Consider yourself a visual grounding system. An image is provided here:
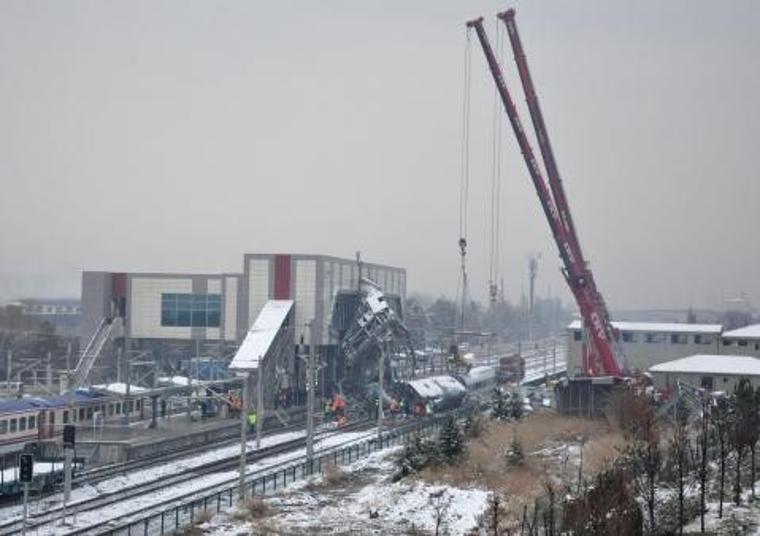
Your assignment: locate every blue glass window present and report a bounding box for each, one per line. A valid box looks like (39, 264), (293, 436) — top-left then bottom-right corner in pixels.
(161, 293), (221, 328)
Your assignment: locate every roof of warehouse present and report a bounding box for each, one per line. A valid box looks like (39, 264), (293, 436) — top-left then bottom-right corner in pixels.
(723, 324), (760, 340)
(650, 355), (760, 376)
(568, 320), (722, 334)
(230, 300), (294, 371)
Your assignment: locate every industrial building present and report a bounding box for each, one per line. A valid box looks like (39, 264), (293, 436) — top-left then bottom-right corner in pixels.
(79, 253), (405, 387)
(566, 320), (722, 376)
(650, 354), (760, 392)
(721, 324), (760, 358)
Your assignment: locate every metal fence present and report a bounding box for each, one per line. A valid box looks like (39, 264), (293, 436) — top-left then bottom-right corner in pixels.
(101, 417), (446, 536)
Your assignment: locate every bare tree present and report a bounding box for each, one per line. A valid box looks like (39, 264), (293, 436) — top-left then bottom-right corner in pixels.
(697, 394), (710, 532)
(668, 399), (691, 536)
(714, 395), (731, 518)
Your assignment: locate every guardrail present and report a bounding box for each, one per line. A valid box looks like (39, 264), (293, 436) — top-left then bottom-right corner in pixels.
(95, 416), (447, 536)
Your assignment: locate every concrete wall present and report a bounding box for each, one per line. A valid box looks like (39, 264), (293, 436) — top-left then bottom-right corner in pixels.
(80, 271), (112, 348)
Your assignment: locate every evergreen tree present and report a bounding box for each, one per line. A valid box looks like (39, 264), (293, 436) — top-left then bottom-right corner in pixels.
(491, 388), (509, 420)
(438, 414), (465, 463)
(508, 394), (524, 421)
(397, 433), (436, 477)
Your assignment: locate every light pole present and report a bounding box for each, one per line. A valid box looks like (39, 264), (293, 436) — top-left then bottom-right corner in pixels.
(238, 371), (249, 501)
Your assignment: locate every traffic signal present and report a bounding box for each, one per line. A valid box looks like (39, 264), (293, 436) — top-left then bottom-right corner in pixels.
(63, 424), (75, 448)
(19, 454), (33, 483)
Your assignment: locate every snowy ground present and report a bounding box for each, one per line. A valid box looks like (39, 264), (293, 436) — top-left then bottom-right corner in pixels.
(0, 426), (370, 532)
(199, 447), (490, 536)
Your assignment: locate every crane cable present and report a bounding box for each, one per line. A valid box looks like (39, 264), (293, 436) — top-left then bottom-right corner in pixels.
(457, 27), (473, 334)
(488, 21), (504, 305)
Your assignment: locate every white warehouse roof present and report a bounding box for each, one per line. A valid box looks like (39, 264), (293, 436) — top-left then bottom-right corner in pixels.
(723, 324), (760, 340)
(650, 355), (760, 376)
(568, 320), (722, 334)
(230, 300), (294, 372)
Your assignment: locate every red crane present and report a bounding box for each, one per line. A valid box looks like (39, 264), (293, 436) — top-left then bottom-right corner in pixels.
(466, 14), (621, 377)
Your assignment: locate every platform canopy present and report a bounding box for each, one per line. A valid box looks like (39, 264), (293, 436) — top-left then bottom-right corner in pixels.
(230, 300), (294, 372)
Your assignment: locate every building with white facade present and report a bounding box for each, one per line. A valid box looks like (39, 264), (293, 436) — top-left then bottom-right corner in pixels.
(721, 324), (760, 358)
(650, 354), (760, 392)
(566, 320), (722, 376)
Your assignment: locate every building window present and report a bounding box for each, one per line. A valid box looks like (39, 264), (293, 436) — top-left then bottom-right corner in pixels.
(19, 417), (26, 431)
(671, 334), (688, 344)
(0, 420), (6, 434)
(645, 333), (664, 344)
(723, 340), (733, 346)
(701, 376), (713, 390)
(739, 340), (748, 347)
(10, 419), (17, 433)
(79, 408), (85, 421)
(28, 415), (35, 429)
(694, 334), (714, 345)
(63, 410), (69, 424)
(573, 331), (582, 342)
(622, 331), (636, 343)
(161, 293), (221, 328)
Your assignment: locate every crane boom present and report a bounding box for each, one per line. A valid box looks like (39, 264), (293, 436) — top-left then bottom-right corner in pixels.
(466, 16), (621, 376)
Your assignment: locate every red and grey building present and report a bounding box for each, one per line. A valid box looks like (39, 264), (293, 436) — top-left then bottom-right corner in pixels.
(80, 253), (406, 382)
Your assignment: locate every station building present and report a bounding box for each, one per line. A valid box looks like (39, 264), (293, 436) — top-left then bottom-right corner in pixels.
(566, 320), (722, 376)
(80, 253), (406, 383)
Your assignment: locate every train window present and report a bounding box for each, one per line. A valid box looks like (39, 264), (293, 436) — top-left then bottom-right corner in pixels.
(116, 403), (122, 415)
(0, 420), (6, 434)
(10, 419), (17, 433)
(28, 415), (35, 429)
(108, 405), (114, 416)
(127, 401), (133, 413)
(79, 408), (85, 421)
(63, 410), (70, 424)
(19, 417), (26, 431)
(136, 400), (141, 411)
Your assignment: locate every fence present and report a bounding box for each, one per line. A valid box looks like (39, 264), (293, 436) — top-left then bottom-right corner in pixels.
(99, 416), (446, 536)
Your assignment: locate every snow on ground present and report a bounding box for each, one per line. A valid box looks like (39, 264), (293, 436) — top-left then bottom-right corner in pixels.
(26, 429), (378, 534)
(0, 426), (363, 527)
(202, 447), (490, 535)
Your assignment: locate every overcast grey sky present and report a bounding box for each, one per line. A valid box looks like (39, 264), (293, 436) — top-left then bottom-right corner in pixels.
(1, 0), (758, 311)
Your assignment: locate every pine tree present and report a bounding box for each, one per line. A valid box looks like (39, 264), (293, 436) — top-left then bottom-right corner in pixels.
(508, 394), (524, 421)
(438, 414), (465, 463)
(491, 388), (509, 420)
(397, 433), (436, 477)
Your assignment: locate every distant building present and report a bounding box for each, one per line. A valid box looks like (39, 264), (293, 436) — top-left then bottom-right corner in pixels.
(650, 354), (760, 392)
(721, 324), (760, 358)
(11, 298), (81, 337)
(566, 320), (722, 376)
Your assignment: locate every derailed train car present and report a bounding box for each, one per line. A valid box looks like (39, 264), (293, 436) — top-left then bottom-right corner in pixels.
(395, 365), (499, 415)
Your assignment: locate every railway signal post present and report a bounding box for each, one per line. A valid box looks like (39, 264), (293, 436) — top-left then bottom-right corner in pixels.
(19, 453), (33, 536)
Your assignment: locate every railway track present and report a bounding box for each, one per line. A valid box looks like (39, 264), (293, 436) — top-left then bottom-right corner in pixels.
(0, 420), (373, 536)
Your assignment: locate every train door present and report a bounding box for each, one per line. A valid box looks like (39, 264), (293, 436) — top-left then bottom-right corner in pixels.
(37, 410), (46, 440)
(46, 410), (56, 439)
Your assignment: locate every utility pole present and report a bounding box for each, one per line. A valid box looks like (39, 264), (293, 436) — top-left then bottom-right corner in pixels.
(305, 343), (315, 460)
(238, 371), (249, 501)
(6, 350), (12, 396)
(377, 340), (385, 443)
(256, 362), (263, 449)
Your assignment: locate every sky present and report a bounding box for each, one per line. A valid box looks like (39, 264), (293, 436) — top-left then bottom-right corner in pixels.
(1, 0), (758, 311)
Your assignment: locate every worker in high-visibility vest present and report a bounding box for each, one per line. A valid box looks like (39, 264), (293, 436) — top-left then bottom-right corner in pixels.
(246, 412), (257, 431)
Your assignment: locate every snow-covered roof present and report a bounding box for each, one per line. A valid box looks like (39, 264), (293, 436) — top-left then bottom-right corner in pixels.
(157, 376), (191, 387)
(91, 382), (147, 394)
(461, 366), (496, 386)
(568, 320), (722, 334)
(230, 300), (294, 371)
(723, 324), (760, 340)
(650, 355), (760, 376)
(406, 375), (466, 400)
